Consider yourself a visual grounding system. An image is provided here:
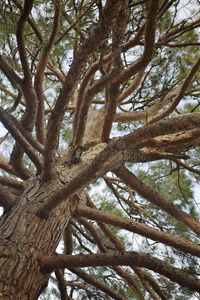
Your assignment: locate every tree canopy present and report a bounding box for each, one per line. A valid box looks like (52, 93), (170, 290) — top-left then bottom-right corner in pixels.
(0, 0), (200, 299)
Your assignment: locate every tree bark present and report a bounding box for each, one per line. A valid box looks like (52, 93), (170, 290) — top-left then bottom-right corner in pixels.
(0, 171), (73, 299)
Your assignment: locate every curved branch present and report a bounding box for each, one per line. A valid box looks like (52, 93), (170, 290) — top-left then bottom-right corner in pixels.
(42, 0), (125, 180)
(146, 55), (200, 125)
(171, 158), (200, 175)
(0, 155), (17, 176)
(13, 0), (44, 44)
(0, 108), (42, 173)
(0, 110), (44, 153)
(115, 85), (181, 122)
(0, 176), (26, 190)
(15, 0), (38, 132)
(72, 1), (158, 147)
(0, 55), (23, 86)
(16, 0), (34, 81)
(158, 18), (200, 44)
(0, 185), (16, 211)
(34, 0), (61, 144)
(10, 146), (32, 180)
(101, 1), (128, 141)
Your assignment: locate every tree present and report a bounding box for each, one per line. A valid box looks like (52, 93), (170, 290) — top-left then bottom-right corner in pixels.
(0, 0), (200, 299)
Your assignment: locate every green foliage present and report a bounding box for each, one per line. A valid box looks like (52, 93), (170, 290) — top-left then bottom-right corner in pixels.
(0, 1), (200, 299)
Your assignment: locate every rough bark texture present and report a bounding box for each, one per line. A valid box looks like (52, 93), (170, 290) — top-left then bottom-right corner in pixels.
(0, 168), (74, 299)
(1, 0), (200, 299)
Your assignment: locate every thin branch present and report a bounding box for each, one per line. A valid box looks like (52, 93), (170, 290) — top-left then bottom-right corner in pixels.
(113, 266), (146, 300)
(113, 0), (159, 85)
(146, 55), (200, 125)
(171, 158), (200, 175)
(77, 217), (107, 252)
(118, 68), (145, 104)
(158, 18), (200, 44)
(39, 251), (200, 293)
(55, 269), (68, 300)
(57, 0), (96, 45)
(69, 268), (127, 300)
(0, 108), (42, 173)
(134, 268), (168, 300)
(115, 85), (181, 122)
(127, 186), (162, 230)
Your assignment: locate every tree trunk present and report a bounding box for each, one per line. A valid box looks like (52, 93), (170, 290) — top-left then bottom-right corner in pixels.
(0, 172), (72, 299)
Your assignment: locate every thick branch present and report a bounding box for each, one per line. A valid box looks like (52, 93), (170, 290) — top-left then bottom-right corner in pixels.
(16, 0), (34, 81)
(42, 0), (124, 180)
(0, 155), (17, 176)
(76, 205), (200, 257)
(13, 0), (44, 44)
(72, 1), (158, 147)
(0, 185), (15, 211)
(10, 146), (33, 180)
(0, 55), (23, 87)
(0, 110), (44, 153)
(15, 0), (38, 132)
(86, 195), (168, 300)
(114, 0), (159, 85)
(101, 1), (128, 141)
(0, 176), (26, 190)
(34, 0), (61, 144)
(114, 166), (200, 236)
(38, 113), (200, 217)
(54, 269), (68, 300)
(40, 251), (200, 293)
